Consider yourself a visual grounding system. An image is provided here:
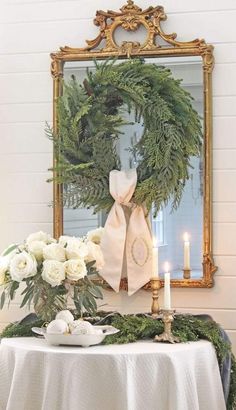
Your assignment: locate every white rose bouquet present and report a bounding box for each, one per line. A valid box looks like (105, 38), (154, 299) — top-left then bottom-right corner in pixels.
(0, 228), (104, 321)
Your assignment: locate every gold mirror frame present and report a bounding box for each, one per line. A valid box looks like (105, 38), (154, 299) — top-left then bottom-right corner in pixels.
(51, 0), (217, 289)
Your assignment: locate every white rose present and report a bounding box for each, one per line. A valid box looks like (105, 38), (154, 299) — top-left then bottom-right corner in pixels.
(28, 240), (47, 261)
(43, 243), (66, 262)
(85, 241), (104, 271)
(66, 238), (88, 260)
(42, 260), (65, 287)
(26, 231), (54, 245)
(87, 227), (104, 245)
(56, 310), (74, 324)
(9, 251), (37, 282)
(58, 235), (72, 247)
(0, 256), (9, 285)
(64, 258), (87, 281)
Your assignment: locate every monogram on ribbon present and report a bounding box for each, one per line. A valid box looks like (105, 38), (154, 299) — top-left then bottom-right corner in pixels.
(100, 169), (152, 295)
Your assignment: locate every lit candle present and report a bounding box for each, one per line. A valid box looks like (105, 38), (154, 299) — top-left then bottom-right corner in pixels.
(183, 232), (190, 270)
(152, 236), (159, 278)
(164, 262), (171, 310)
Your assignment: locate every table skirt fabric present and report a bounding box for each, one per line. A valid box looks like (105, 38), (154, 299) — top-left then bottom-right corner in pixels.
(0, 338), (226, 410)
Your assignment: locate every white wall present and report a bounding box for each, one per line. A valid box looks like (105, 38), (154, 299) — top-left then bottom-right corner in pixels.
(1, 0), (236, 352)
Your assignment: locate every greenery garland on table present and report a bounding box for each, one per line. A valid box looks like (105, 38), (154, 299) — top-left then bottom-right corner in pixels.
(1, 313), (235, 409)
(47, 58), (202, 214)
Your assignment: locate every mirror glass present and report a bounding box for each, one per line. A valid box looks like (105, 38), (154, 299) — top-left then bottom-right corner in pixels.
(63, 56), (203, 280)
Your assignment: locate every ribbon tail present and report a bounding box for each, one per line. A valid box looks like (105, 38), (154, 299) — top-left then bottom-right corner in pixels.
(126, 206), (152, 296)
(100, 203), (126, 292)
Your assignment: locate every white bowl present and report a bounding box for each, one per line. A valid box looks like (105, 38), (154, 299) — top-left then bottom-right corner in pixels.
(32, 325), (119, 347)
(45, 332), (105, 347)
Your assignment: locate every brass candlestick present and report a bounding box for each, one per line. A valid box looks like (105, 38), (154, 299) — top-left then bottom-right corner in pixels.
(150, 277), (161, 318)
(154, 309), (180, 344)
(183, 269), (191, 279)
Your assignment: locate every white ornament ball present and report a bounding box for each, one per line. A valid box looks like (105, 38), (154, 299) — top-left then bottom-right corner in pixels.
(68, 320), (81, 333)
(47, 319), (68, 334)
(70, 320), (94, 335)
(56, 310), (74, 324)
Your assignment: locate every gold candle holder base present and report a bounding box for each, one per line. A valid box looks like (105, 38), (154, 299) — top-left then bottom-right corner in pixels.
(150, 277), (161, 318)
(183, 269), (191, 279)
(154, 309), (180, 344)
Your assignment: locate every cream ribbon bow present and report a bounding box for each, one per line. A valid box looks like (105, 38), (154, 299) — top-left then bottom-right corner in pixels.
(100, 169), (152, 295)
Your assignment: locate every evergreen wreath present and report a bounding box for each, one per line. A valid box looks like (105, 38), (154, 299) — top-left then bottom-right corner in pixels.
(48, 58), (202, 214)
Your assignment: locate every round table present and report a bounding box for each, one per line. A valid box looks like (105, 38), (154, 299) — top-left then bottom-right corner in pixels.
(0, 338), (226, 410)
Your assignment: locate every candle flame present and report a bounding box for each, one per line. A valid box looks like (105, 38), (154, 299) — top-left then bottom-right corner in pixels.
(183, 232), (189, 242)
(164, 261), (170, 273)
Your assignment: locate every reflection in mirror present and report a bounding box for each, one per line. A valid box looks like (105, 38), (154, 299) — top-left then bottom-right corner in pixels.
(63, 56), (203, 280)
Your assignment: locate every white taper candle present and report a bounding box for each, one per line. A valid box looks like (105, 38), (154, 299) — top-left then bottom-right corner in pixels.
(183, 232), (190, 270)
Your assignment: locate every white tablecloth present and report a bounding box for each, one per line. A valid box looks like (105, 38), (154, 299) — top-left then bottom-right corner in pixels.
(0, 338), (226, 410)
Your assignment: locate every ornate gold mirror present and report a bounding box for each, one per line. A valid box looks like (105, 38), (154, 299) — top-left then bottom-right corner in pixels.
(51, 0), (216, 290)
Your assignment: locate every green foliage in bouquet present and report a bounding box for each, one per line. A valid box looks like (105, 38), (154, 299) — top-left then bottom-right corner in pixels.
(47, 58), (202, 214)
(0, 230), (104, 321)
